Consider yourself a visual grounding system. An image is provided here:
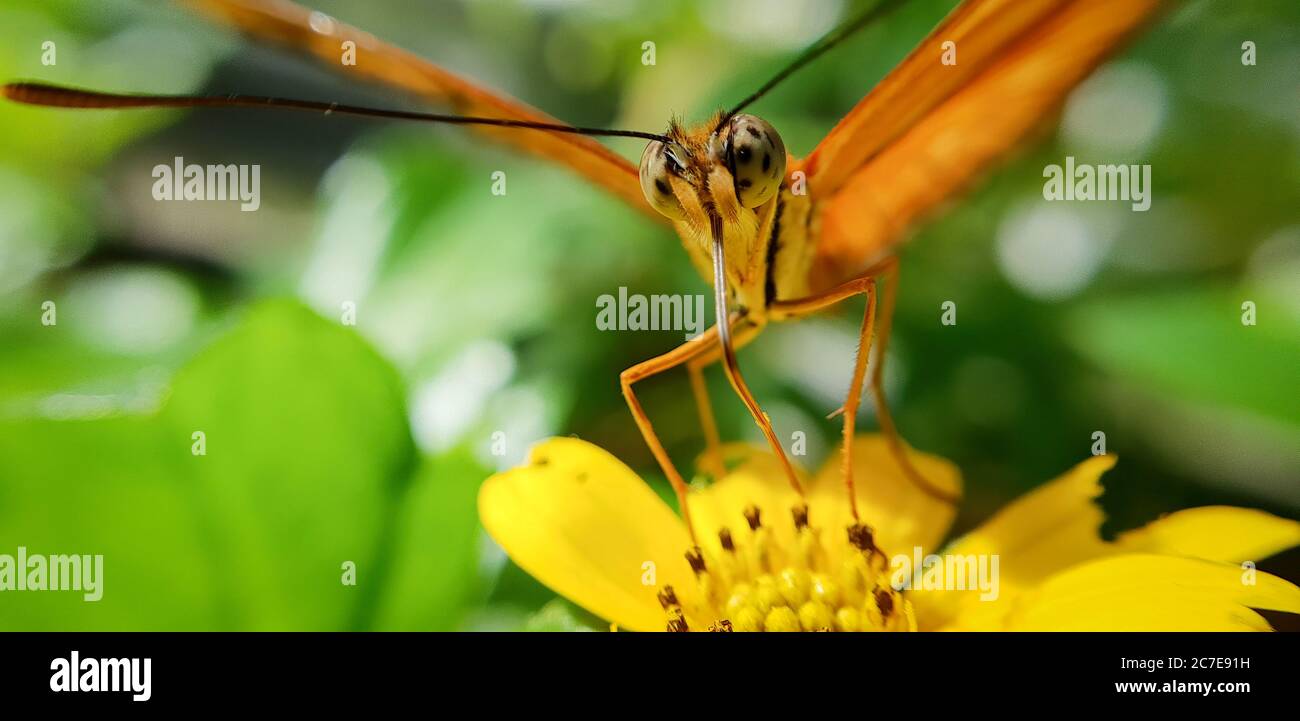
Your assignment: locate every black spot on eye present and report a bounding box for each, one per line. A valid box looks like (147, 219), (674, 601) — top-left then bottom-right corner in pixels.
(762, 153), (771, 172)
(738, 179), (753, 189)
(746, 126), (762, 139)
(655, 178), (671, 195)
(737, 146), (752, 164)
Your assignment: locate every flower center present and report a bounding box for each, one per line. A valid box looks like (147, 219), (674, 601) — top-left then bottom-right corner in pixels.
(659, 503), (915, 632)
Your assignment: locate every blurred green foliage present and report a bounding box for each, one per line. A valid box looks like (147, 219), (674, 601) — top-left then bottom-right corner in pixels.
(0, 0), (1297, 629)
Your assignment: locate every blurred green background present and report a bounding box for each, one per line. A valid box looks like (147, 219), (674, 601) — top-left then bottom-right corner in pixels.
(0, 0), (1296, 630)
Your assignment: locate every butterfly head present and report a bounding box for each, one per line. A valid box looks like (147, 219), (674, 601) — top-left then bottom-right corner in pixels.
(638, 113), (786, 225)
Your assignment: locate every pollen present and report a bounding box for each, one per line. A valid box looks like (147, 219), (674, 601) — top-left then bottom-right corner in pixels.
(659, 503), (916, 632)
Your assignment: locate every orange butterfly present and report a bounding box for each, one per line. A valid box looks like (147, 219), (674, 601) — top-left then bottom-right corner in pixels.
(5, 0), (1164, 544)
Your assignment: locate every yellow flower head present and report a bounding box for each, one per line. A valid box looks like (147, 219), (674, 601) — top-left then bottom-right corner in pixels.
(479, 435), (1300, 632)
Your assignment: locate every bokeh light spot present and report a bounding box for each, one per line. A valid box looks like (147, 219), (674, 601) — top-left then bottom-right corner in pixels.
(1061, 61), (1167, 158)
(996, 203), (1108, 301)
(66, 266), (199, 355)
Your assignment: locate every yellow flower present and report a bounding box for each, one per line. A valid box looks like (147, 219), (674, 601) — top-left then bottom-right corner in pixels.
(479, 436), (1300, 631)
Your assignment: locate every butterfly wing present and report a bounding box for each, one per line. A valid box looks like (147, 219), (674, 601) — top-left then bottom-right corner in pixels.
(182, 0), (660, 221)
(796, 0), (1164, 288)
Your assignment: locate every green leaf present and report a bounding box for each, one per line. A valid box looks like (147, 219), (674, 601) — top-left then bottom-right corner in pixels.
(0, 299), (434, 629)
(0, 416), (219, 630)
(158, 300), (417, 629)
(369, 449), (486, 631)
(1068, 286), (1300, 427)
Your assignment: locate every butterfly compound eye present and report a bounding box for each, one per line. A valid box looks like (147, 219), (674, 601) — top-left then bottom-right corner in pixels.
(639, 140), (686, 220)
(724, 114), (786, 208)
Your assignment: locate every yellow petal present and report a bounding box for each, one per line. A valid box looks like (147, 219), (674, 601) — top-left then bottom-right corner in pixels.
(478, 437), (695, 631)
(912, 454), (1115, 629)
(1006, 554), (1300, 631)
(945, 454), (1115, 582)
(809, 435), (963, 559)
(911, 454), (1300, 630)
(1117, 507), (1300, 564)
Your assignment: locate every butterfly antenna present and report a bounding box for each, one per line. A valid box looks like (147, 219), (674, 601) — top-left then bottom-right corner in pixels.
(3, 82), (673, 144)
(725, 0), (908, 120)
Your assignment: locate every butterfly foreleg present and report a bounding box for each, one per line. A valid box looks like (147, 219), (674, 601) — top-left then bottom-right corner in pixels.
(620, 316), (742, 544)
(683, 319), (766, 482)
(866, 261), (958, 505)
(769, 257), (956, 515)
(687, 360), (727, 482)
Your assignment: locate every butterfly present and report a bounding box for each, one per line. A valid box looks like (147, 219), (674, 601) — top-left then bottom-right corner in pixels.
(5, 0), (1164, 544)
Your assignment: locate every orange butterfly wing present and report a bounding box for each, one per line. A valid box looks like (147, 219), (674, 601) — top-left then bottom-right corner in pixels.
(796, 0), (1164, 289)
(181, 0), (662, 222)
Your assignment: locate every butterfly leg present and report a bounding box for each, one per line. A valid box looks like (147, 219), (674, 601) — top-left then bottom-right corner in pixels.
(770, 257), (956, 516)
(710, 314), (809, 499)
(686, 359), (728, 481)
(867, 261), (957, 504)
(771, 263), (880, 519)
(621, 318), (742, 544)
(682, 313), (768, 482)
